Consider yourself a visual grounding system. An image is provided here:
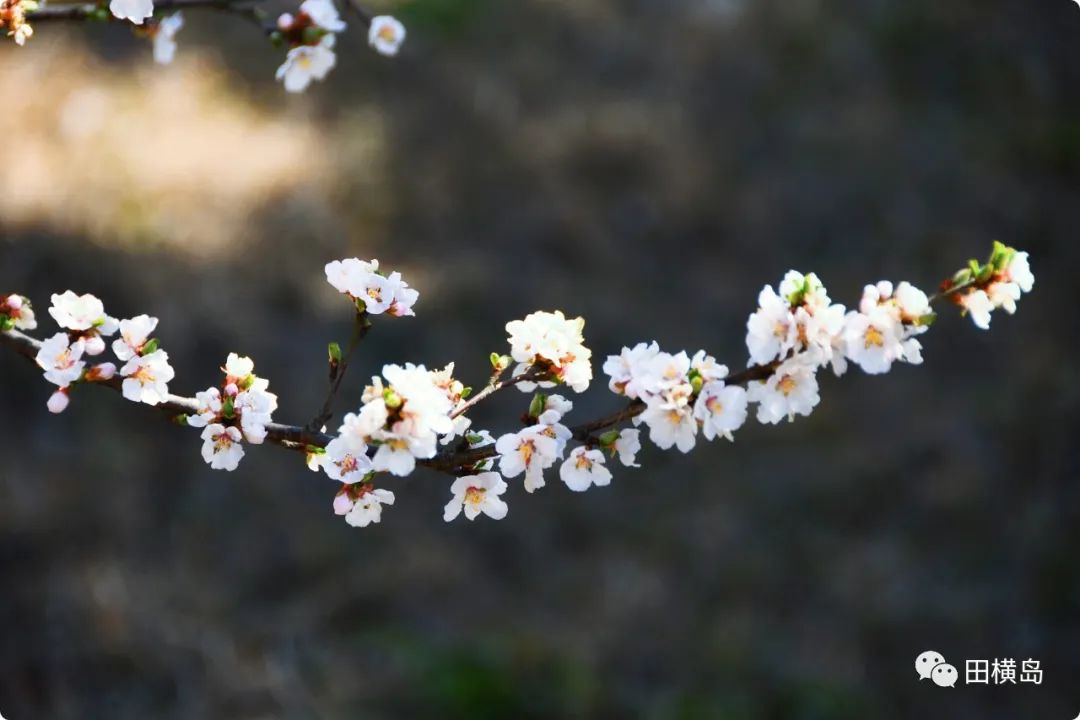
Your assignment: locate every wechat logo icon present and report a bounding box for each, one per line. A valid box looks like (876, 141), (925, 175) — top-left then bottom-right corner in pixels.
(916, 650), (957, 687)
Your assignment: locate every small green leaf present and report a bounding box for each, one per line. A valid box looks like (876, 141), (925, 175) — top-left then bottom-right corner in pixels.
(598, 430), (620, 447)
(460, 386), (473, 399)
(142, 338), (160, 355)
(914, 312), (937, 327)
(328, 341), (342, 364)
(527, 392), (547, 419)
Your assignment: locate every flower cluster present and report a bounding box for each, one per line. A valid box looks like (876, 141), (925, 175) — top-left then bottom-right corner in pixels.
(32, 292), (176, 413)
(842, 281), (930, 375)
(273, 0), (406, 93)
(5, 243), (1034, 533)
(505, 310), (593, 393)
(274, 0), (345, 93)
(605, 344), (749, 451)
(1, 0), (34, 46)
(313, 361), (460, 525)
(946, 242), (1035, 330)
(113, 314), (175, 406)
(494, 393), (574, 494)
(186, 353), (278, 471)
(1, 293), (36, 331)
(324, 258), (419, 317)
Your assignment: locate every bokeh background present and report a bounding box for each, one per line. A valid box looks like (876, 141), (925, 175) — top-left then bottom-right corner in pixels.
(1, 0), (1078, 717)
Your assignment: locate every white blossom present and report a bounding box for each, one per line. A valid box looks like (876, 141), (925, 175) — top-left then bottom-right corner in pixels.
(109, 0), (154, 24)
(746, 285), (797, 365)
(693, 381), (748, 441)
(120, 349), (175, 405)
(277, 35), (336, 94)
(323, 436), (373, 484)
(443, 472), (508, 522)
(153, 13), (184, 65)
(495, 426), (559, 493)
(747, 357), (820, 424)
(300, 0), (345, 32)
(368, 15), (406, 57)
(613, 428), (641, 467)
(186, 387), (222, 428)
(960, 289), (994, 330)
(112, 314), (158, 361)
(385, 271), (419, 317)
(559, 447), (612, 492)
(637, 403), (697, 452)
(506, 310), (592, 393)
(603, 341), (660, 398)
(235, 383), (277, 444)
(987, 281), (1021, 315)
(1003, 251), (1034, 293)
(36, 332), (86, 386)
(345, 488), (395, 528)
(843, 308), (904, 375)
(200, 424), (245, 471)
(48, 291), (117, 335)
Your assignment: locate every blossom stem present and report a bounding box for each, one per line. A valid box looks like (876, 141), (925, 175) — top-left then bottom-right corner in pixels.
(307, 312), (370, 432)
(449, 366), (546, 421)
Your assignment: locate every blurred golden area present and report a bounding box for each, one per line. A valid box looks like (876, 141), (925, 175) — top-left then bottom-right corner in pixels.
(0, 40), (389, 257)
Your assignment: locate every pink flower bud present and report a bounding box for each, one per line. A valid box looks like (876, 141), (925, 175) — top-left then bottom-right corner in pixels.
(84, 335), (106, 356)
(333, 493), (354, 515)
(6, 294), (23, 311)
(47, 388), (70, 414)
(88, 362), (117, 381)
(224, 382), (239, 397)
(277, 12), (294, 30)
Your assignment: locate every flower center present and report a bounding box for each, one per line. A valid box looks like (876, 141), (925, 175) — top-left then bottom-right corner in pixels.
(864, 326), (884, 348)
(519, 440), (534, 465)
(464, 486), (485, 507)
(778, 375), (797, 396)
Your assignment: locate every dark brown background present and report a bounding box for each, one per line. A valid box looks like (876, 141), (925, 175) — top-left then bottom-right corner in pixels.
(1, 0), (1077, 717)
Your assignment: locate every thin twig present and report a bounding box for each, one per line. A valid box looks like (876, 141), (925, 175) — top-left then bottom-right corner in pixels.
(28, 0), (269, 22)
(307, 312), (370, 432)
(449, 365), (546, 420)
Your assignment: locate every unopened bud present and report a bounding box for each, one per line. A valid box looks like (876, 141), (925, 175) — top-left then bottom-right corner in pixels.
(224, 382), (239, 397)
(87, 362), (117, 381)
(84, 335), (106, 356)
(47, 388), (70, 414)
(5, 294), (22, 311)
(333, 493), (354, 516)
(277, 12), (294, 30)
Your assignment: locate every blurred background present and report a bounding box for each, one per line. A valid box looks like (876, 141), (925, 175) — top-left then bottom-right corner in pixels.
(1, 0), (1078, 717)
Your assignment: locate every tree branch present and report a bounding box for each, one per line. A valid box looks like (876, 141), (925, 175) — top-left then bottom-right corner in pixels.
(28, 0), (269, 22)
(0, 275), (987, 479)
